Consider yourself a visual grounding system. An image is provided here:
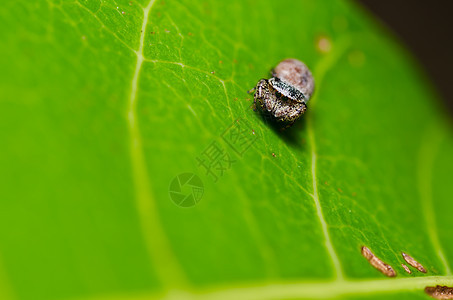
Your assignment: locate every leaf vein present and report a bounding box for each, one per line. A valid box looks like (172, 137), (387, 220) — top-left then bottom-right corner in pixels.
(126, 0), (188, 288)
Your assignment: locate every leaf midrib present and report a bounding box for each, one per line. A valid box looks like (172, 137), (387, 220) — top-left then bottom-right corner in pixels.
(77, 275), (453, 300)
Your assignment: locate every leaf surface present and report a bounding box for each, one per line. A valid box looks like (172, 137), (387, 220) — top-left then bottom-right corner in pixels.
(0, 0), (452, 299)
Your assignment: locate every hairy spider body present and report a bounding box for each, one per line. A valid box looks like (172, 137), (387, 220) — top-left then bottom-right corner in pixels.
(254, 79), (307, 124)
(251, 59), (314, 126)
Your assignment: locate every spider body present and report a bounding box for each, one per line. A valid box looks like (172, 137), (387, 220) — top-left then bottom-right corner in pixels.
(251, 59), (314, 126)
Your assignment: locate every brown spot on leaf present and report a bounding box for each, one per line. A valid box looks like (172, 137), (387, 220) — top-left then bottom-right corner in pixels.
(401, 264), (412, 274)
(402, 252), (427, 273)
(316, 35), (332, 53)
(361, 246), (396, 277)
(425, 285), (453, 299)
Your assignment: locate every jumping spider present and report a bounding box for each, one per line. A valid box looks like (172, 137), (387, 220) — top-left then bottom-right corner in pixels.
(249, 58), (315, 126)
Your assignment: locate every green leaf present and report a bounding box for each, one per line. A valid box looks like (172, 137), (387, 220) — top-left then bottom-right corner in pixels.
(1, 0), (452, 299)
